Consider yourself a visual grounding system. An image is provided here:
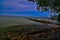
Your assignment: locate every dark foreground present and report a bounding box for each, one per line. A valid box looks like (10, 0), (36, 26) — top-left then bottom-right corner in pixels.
(0, 25), (60, 40)
(0, 16), (60, 40)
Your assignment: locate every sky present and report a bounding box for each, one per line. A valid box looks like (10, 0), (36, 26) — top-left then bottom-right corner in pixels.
(0, 0), (51, 17)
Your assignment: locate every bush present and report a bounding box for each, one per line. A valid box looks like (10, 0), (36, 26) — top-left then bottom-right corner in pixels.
(57, 14), (60, 23)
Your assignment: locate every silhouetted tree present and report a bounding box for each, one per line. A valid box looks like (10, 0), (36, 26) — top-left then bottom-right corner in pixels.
(28, 0), (60, 23)
(57, 14), (60, 23)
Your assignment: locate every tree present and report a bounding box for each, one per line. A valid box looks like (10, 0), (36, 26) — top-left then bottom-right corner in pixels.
(28, 0), (60, 22)
(57, 14), (60, 23)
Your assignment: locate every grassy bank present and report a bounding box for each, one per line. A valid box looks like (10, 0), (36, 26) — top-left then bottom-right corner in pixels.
(0, 24), (60, 40)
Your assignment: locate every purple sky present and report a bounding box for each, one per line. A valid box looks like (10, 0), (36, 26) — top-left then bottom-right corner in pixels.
(0, 0), (37, 11)
(0, 0), (51, 17)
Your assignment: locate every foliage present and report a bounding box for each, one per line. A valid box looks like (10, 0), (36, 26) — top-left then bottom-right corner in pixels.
(57, 14), (60, 22)
(28, 0), (60, 22)
(28, 0), (60, 12)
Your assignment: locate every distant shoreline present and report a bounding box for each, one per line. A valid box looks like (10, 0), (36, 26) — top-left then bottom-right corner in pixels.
(0, 15), (50, 19)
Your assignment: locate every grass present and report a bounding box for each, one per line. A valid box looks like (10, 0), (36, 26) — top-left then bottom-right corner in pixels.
(0, 16), (60, 40)
(0, 24), (60, 40)
(0, 24), (40, 40)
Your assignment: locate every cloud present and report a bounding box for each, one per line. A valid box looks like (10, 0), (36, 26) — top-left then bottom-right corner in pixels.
(2, 0), (35, 8)
(0, 0), (37, 13)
